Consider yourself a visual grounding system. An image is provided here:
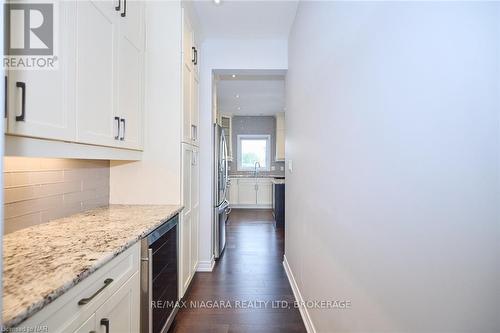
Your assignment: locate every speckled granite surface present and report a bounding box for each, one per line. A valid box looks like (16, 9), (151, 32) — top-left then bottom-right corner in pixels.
(2, 204), (183, 328)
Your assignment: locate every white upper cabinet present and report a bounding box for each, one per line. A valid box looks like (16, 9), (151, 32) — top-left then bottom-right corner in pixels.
(6, 0), (145, 154)
(119, 0), (144, 50)
(190, 71), (199, 145)
(182, 10), (199, 146)
(116, 0), (144, 150)
(220, 115), (232, 160)
(275, 112), (285, 161)
(6, 1), (76, 141)
(77, 0), (144, 150)
(76, 0), (118, 147)
(182, 60), (192, 145)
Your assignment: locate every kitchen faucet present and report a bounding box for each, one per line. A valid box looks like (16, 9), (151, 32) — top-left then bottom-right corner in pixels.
(254, 161), (261, 177)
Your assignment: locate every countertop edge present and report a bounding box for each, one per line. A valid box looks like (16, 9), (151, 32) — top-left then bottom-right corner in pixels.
(4, 205), (184, 329)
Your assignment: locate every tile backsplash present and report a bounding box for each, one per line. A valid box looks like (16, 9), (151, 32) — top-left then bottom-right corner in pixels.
(4, 157), (110, 234)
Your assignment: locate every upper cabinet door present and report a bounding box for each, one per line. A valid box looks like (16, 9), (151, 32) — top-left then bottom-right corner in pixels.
(76, 0), (119, 147)
(116, 1), (144, 150)
(182, 12), (194, 71)
(182, 59), (192, 144)
(182, 11), (194, 144)
(6, 1), (76, 141)
(116, 37), (143, 149)
(119, 0), (144, 50)
(275, 112), (285, 161)
(190, 71), (199, 146)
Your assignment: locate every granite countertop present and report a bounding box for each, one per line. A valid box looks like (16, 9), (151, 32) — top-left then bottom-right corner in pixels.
(2, 204), (183, 328)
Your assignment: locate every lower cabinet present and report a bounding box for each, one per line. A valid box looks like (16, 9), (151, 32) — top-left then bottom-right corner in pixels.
(180, 143), (199, 298)
(228, 178), (239, 205)
(73, 314), (96, 333)
(75, 272), (140, 333)
(19, 243), (140, 333)
(228, 178), (273, 208)
(238, 179), (258, 205)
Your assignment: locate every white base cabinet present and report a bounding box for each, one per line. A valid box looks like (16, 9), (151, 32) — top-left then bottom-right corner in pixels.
(228, 178), (273, 208)
(180, 143), (199, 297)
(19, 243), (140, 333)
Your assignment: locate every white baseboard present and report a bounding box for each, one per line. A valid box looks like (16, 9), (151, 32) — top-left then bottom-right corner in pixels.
(197, 256), (215, 272)
(283, 255), (316, 333)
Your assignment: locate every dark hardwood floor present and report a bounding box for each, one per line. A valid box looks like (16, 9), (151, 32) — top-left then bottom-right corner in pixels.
(169, 209), (306, 333)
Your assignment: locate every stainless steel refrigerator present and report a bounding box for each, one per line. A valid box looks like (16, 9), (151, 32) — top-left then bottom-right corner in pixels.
(213, 124), (230, 259)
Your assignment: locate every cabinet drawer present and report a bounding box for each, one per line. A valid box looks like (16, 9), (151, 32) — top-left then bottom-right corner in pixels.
(20, 243), (140, 332)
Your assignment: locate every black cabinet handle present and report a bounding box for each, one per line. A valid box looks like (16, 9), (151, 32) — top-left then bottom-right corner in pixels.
(121, 0), (126, 17)
(114, 116), (120, 140)
(4, 76), (7, 119)
(120, 118), (125, 141)
(100, 318), (110, 333)
(192, 47), (198, 65)
(115, 0), (120, 11)
(15, 82), (25, 122)
(77, 278), (113, 305)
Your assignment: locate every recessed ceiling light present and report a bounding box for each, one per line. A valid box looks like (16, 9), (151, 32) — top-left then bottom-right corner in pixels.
(235, 94), (239, 98)
(237, 107), (241, 110)
(232, 74), (236, 78)
(214, 0), (221, 4)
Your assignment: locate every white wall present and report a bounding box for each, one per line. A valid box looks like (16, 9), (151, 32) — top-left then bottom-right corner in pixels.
(286, 2), (500, 332)
(110, 1), (182, 205)
(198, 38), (287, 266)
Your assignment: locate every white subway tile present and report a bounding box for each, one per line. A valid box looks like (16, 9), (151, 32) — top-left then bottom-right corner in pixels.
(4, 212), (42, 234)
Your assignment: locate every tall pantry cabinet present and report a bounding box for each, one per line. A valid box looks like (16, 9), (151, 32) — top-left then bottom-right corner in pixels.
(180, 9), (200, 298)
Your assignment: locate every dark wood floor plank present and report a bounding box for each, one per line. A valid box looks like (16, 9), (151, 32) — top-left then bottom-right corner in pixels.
(169, 209), (306, 333)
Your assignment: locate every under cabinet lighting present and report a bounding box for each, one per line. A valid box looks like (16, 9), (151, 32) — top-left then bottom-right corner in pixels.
(232, 74), (236, 78)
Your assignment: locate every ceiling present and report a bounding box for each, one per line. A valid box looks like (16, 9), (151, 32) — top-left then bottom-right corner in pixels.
(216, 70), (286, 116)
(191, 1), (299, 40)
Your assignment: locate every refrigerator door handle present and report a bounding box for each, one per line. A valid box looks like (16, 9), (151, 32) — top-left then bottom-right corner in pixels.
(216, 132), (229, 207)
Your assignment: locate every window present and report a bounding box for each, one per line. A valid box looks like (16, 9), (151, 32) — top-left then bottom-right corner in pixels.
(237, 135), (271, 171)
